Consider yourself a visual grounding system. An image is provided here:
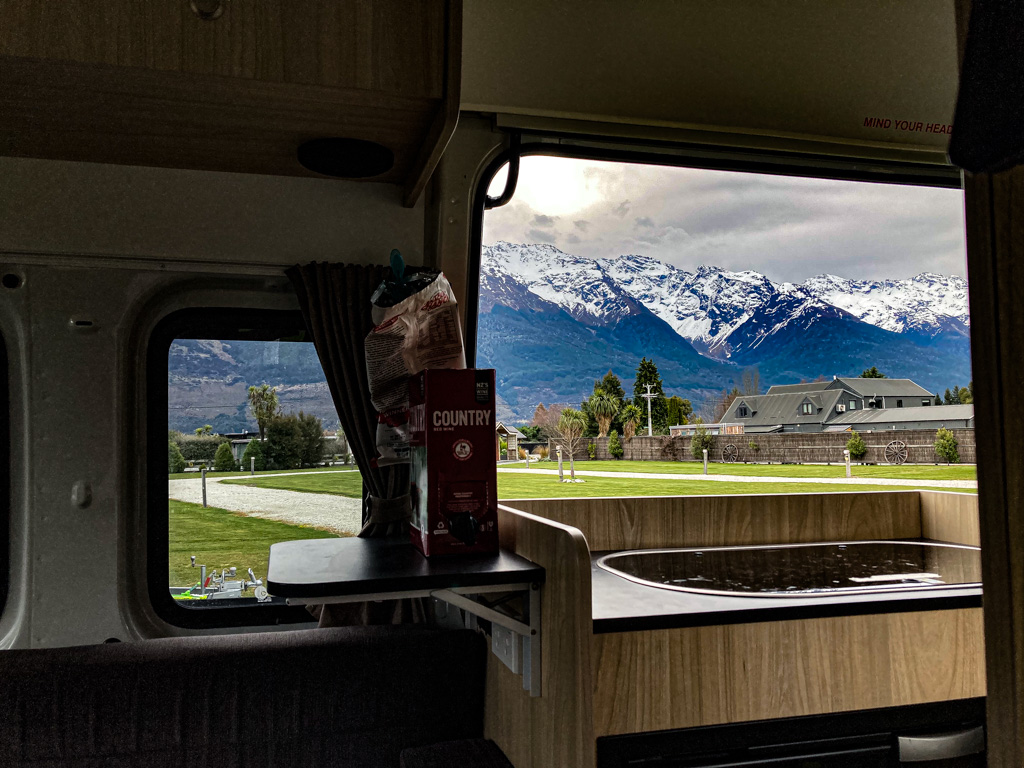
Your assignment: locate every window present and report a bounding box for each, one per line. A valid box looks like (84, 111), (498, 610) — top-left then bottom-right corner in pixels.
(848, 400), (858, 410)
(149, 308), (350, 628)
(801, 403), (814, 415)
(897, 399), (904, 408)
(922, 399), (932, 406)
(737, 405), (749, 418)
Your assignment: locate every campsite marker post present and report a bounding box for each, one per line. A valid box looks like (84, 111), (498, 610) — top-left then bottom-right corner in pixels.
(201, 468), (208, 508)
(556, 445), (564, 482)
(702, 448), (708, 475)
(251, 457), (255, 475)
(844, 449), (851, 478)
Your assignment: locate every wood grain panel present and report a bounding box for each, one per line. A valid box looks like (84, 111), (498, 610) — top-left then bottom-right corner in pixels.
(505, 491), (922, 552)
(485, 505), (595, 768)
(592, 608), (986, 736)
(920, 491), (981, 546)
(0, 57), (434, 180)
(962, 165), (1024, 768)
(0, 0), (445, 98)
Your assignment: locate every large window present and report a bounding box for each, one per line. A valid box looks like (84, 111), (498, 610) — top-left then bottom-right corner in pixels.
(475, 149), (972, 496)
(149, 309), (355, 628)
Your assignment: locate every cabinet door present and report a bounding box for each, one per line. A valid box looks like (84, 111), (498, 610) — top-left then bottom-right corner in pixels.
(0, 0), (444, 98)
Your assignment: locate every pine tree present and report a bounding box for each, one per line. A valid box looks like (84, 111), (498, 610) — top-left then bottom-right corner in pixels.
(633, 358), (668, 433)
(241, 438), (267, 472)
(691, 425), (714, 460)
(943, 388), (954, 405)
(860, 367), (887, 378)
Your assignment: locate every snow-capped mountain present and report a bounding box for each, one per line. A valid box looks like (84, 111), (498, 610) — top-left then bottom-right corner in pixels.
(478, 242), (972, 421)
(482, 242), (969, 354)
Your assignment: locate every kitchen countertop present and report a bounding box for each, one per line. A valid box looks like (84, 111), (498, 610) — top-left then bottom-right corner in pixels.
(591, 545), (982, 634)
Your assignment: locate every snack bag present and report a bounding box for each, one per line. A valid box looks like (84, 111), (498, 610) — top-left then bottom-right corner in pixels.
(364, 256), (466, 465)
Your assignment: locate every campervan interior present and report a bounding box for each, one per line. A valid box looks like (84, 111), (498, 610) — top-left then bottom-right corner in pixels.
(0, 1), (1020, 766)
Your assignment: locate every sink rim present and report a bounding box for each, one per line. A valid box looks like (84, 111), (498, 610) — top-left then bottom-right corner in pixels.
(596, 539), (982, 599)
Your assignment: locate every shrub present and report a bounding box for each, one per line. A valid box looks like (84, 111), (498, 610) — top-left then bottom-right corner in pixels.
(935, 428), (960, 464)
(691, 425), (714, 460)
(266, 414), (303, 470)
(297, 411), (325, 467)
(748, 440), (759, 453)
(587, 441), (596, 460)
(518, 447), (527, 460)
(168, 440), (186, 474)
(213, 441), (236, 472)
(538, 446), (549, 460)
(608, 430), (624, 459)
(846, 430), (867, 460)
(173, 433), (230, 463)
(241, 438), (267, 472)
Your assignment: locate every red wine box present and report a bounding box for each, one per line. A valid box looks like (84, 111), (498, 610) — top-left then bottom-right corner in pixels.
(409, 368), (498, 557)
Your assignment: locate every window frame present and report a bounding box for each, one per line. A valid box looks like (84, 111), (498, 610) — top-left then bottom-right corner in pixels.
(801, 402), (814, 415)
(147, 307), (324, 629)
(466, 136), (962, 367)
(848, 399), (859, 410)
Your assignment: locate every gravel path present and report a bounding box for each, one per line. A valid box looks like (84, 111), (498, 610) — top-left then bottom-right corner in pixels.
(497, 467), (977, 489)
(168, 471), (363, 535)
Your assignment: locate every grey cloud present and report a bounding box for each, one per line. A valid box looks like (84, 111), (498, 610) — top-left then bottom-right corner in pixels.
(612, 200), (631, 217)
(532, 214), (559, 227)
(566, 234), (582, 244)
(635, 217), (655, 228)
(574, 220), (590, 231)
(527, 228), (557, 244)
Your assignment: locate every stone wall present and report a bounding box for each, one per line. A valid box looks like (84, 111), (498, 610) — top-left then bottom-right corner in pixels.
(549, 428), (976, 465)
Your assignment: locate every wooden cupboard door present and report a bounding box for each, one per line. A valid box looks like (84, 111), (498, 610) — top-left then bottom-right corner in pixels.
(0, 0), (445, 98)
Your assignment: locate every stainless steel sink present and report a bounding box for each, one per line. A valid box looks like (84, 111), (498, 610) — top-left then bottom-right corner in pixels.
(596, 540), (981, 598)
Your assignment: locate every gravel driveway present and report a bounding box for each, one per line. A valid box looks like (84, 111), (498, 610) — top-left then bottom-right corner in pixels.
(168, 471), (363, 535)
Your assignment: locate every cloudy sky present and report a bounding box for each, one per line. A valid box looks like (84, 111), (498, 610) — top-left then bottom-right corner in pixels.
(483, 156), (967, 282)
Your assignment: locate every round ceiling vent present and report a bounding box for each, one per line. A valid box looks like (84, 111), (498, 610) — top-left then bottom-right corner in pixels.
(297, 138), (395, 179)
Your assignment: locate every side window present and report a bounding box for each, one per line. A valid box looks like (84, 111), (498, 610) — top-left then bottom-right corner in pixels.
(801, 403), (814, 415)
(848, 400), (858, 410)
(897, 399), (904, 408)
(148, 308), (354, 628)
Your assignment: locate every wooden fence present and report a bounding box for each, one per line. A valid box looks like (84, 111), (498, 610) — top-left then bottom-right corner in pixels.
(548, 428), (976, 465)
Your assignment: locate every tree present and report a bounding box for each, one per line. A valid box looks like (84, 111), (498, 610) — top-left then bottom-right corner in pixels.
(247, 384), (279, 441)
(691, 425), (715, 460)
(265, 413), (303, 469)
(557, 408), (588, 480)
(934, 394), (942, 406)
(297, 411), (325, 466)
(241, 438), (267, 472)
(596, 370), (626, 403)
(194, 424), (213, 436)
(713, 387), (740, 422)
(213, 441), (236, 471)
(633, 358), (667, 433)
(608, 429), (624, 459)
(860, 367), (887, 378)
(620, 403), (643, 440)
(519, 425), (543, 441)
(588, 390), (620, 437)
(956, 385), (973, 405)
(168, 440), (186, 474)
(935, 428), (960, 464)
(666, 396), (692, 427)
(943, 388), (955, 405)
(846, 430), (867, 460)
(739, 366), (761, 396)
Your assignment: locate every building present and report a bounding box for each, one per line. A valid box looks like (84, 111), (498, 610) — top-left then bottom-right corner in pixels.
(725, 378), (971, 433)
(495, 422), (525, 461)
(669, 423), (745, 437)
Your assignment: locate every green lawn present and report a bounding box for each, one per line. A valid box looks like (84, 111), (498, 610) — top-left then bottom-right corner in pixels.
(504, 459), (977, 481)
(169, 465), (357, 481)
(168, 500), (344, 592)
(219, 468), (976, 501)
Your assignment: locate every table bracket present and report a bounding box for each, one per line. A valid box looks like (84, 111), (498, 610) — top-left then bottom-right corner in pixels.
(431, 583), (542, 697)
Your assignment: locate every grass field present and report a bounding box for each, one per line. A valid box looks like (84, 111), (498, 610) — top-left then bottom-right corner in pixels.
(220, 469), (976, 500)
(168, 500), (343, 591)
(169, 465), (357, 481)
(504, 460), (977, 481)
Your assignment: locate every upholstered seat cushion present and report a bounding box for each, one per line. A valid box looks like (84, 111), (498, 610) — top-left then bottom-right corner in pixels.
(0, 626), (486, 768)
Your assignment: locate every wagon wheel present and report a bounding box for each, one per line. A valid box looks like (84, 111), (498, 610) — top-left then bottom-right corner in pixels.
(884, 439), (908, 465)
(722, 443), (738, 463)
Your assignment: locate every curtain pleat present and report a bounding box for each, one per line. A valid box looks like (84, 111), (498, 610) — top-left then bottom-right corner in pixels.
(286, 262), (411, 538)
(287, 262), (428, 627)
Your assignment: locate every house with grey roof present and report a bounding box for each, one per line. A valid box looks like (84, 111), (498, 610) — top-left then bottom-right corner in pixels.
(726, 377), (971, 433)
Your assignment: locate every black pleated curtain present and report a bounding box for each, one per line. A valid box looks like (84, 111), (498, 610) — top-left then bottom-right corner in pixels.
(287, 262), (426, 625)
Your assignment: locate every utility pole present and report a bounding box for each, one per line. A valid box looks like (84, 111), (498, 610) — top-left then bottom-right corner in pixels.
(640, 384), (656, 437)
